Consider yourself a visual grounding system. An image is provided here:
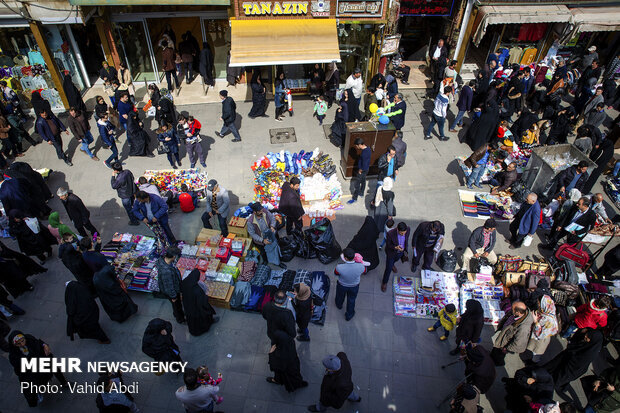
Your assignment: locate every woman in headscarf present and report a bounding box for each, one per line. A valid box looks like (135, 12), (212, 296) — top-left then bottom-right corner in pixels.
(181, 269), (217, 336)
(450, 299), (484, 355)
(147, 83), (162, 126)
(547, 106), (576, 145)
(47, 211), (76, 243)
(93, 266), (138, 323)
(465, 100), (500, 151)
(543, 328), (604, 392)
(142, 318), (182, 362)
(274, 72), (287, 121)
(65, 280), (109, 343)
(8, 330), (68, 407)
(30, 91), (52, 118)
(58, 232), (96, 295)
(248, 71), (268, 119)
(62, 72), (86, 113)
(7, 161), (52, 201)
(158, 91), (176, 125)
(330, 92), (348, 147)
(324, 62), (340, 108)
(373, 177), (395, 233)
(126, 112), (150, 157)
(0, 253), (33, 297)
(524, 295), (558, 363)
(293, 283), (312, 341)
(94, 95), (108, 121)
(346, 216), (380, 271)
(8, 209), (57, 263)
(0, 240), (46, 278)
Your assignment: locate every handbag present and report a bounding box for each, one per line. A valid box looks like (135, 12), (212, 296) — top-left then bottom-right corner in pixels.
(157, 142), (170, 154)
(494, 255), (524, 275)
(526, 271), (550, 289)
(555, 242), (589, 268)
(502, 272), (526, 287)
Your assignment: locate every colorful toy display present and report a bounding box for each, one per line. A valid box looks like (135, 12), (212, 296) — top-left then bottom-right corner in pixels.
(142, 169), (209, 196)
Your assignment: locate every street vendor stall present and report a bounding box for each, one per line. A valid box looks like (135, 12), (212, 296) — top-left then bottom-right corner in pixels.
(458, 189), (514, 221)
(142, 169), (210, 199)
(251, 148), (343, 224)
(457, 149), (531, 184)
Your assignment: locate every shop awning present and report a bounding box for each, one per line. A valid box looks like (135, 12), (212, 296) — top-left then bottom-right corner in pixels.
(229, 19), (340, 67)
(69, 0), (229, 4)
(472, 5), (571, 46)
(569, 7), (620, 33)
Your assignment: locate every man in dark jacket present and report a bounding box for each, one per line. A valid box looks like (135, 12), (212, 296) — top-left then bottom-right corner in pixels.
(161, 40), (179, 92)
(214, 90), (241, 142)
(201, 179), (230, 236)
(377, 146), (399, 182)
(348, 138), (371, 204)
(382, 222), (410, 292)
(450, 80), (474, 131)
(308, 352), (361, 412)
(155, 247), (185, 323)
(391, 131), (407, 168)
(67, 108), (98, 161)
(57, 187), (97, 237)
(429, 39), (448, 97)
(582, 134), (617, 194)
(490, 162), (518, 194)
(178, 33), (196, 84)
(110, 162), (139, 226)
(549, 160), (590, 199)
(386, 93), (406, 130)
(509, 192), (541, 249)
(462, 219), (497, 271)
(35, 110), (72, 166)
(279, 177), (305, 234)
(411, 220), (445, 272)
(542, 196), (597, 249)
(132, 190), (177, 244)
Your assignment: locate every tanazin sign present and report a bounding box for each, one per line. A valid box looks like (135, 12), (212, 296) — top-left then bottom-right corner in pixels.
(240, 1), (331, 16)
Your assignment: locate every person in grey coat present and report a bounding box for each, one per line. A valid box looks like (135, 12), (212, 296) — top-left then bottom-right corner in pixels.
(201, 179), (230, 236)
(247, 202), (277, 264)
(584, 102), (606, 129)
(491, 301), (534, 366)
(155, 247), (184, 323)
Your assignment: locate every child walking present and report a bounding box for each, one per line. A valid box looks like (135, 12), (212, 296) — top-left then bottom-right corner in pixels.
(378, 218), (395, 250)
(97, 113), (119, 169)
(313, 96), (328, 125)
(427, 303), (457, 341)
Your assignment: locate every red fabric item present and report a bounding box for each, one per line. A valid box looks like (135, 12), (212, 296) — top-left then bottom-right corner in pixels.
(179, 193), (195, 212)
(574, 300), (608, 329)
(517, 24), (547, 42)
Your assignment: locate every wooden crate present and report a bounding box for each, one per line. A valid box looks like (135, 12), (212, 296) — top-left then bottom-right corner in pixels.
(228, 217), (249, 237)
(196, 228), (222, 244)
(209, 285), (234, 309)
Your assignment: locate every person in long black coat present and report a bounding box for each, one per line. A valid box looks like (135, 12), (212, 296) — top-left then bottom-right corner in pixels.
(180, 269), (217, 336)
(543, 328), (604, 392)
(159, 95), (176, 125)
(293, 283), (312, 341)
(8, 209), (57, 262)
(504, 366), (555, 411)
(59, 238), (96, 295)
(547, 107), (576, 145)
(511, 108), (539, 141)
(2, 168), (50, 218)
(248, 72), (268, 118)
(466, 100), (500, 151)
(262, 292), (307, 392)
(8, 330), (68, 407)
(583, 132), (618, 194)
(330, 100), (348, 147)
(142, 318), (182, 362)
(62, 73), (86, 113)
(65, 280), (109, 343)
(199, 42), (215, 86)
(346, 216), (380, 271)
(0, 240), (47, 277)
(8, 161), (52, 200)
(450, 299), (484, 355)
(279, 178), (305, 235)
(0, 256), (33, 297)
(464, 345), (496, 394)
(30, 91), (52, 118)
(93, 266), (138, 323)
(126, 112), (150, 157)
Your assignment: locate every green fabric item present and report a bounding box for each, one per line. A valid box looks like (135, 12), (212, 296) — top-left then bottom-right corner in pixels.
(47, 211), (76, 238)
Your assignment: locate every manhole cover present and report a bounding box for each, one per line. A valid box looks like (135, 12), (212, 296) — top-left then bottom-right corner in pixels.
(269, 127), (297, 144)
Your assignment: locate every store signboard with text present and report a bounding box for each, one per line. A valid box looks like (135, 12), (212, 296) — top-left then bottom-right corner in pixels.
(336, 0), (385, 18)
(399, 0), (454, 16)
(234, 0), (336, 18)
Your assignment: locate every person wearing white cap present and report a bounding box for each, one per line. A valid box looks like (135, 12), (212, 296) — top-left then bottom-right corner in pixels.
(307, 352), (361, 412)
(570, 45), (598, 72)
(201, 179), (230, 236)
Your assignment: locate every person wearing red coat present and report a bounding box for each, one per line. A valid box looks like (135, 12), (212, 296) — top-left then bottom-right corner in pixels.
(562, 298), (609, 338)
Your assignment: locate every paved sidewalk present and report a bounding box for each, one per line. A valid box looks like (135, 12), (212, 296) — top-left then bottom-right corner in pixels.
(0, 87), (617, 413)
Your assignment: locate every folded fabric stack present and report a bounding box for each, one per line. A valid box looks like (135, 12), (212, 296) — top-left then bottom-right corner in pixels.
(239, 261), (256, 282)
(264, 269), (285, 287)
(251, 265), (271, 286)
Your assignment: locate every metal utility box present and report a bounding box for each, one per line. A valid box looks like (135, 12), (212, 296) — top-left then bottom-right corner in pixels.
(521, 144), (596, 195)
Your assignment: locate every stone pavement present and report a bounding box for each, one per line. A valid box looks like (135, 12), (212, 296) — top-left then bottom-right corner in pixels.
(0, 87), (618, 413)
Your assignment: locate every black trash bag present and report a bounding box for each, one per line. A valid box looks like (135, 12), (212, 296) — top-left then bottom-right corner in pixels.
(291, 229), (316, 259)
(278, 235), (298, 262)
(304, 218), (341, 264)
(437, 249), (457, 272)
(470, 256), (491, 273)
(510, 179), (528, 203)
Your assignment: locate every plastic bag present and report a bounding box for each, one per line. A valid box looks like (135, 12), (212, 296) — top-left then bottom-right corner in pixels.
(304, 218), (341, 264)
(291, 229), (316, 259)
(437, 250), (457, 272)
(278, 235), (298, 262)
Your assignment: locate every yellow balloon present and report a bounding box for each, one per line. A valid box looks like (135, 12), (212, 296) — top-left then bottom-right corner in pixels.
(369, 103), (378, 114)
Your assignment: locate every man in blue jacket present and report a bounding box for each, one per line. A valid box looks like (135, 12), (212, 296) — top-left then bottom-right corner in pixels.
(450, 80), (474, 132)
(509, 193), (541, 248)
(132, 190), (177, 243)
(385, 93), (406, 130)
(35, 110), (72, 166)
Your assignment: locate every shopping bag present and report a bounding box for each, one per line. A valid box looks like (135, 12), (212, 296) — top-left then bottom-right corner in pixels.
(501, 272), (526, 287)
(555, 242), (589, 268)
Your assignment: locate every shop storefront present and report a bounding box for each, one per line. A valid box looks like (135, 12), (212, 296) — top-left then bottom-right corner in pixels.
(229, 0), (386, 92)
(398, 0), (455, 60)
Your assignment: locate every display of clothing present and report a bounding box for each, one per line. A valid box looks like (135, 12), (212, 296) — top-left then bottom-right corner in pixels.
(508, 47), (524, 65)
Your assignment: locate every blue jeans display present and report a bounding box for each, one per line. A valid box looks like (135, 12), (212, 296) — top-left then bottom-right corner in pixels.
(81, 130), (95, 157)
(450, 110), (466, 130)
(467, 165), (486, 187)
(220, 123), (242, 141)
(335, 282), (359, 320)
(426, 113), (445, 139)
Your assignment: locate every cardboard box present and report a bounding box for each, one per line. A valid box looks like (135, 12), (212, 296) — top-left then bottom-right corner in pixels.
(196, 228), (222, 243)
(228, 217), (249, 237)
(302, 214), (336, 227)
(209, 285), (234, 309)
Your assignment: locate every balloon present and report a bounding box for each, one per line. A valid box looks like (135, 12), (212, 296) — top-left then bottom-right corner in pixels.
(376, 107), (385, 116)
(369, 103), (378, 114)
(379, 115), (389, 125)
